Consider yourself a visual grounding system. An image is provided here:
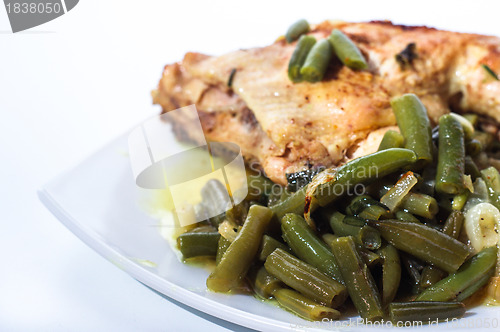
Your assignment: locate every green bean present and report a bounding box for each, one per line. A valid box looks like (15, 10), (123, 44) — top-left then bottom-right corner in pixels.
(395, 210), (421, 223)
(281, 213), (343, 282)
(273, 288), (341, 321)
(264, 248), (347, 307)
(420, 166), (436, 196)
(449, 113), (474, 140)
(465, 156), (481, 180)
(389, 301), (465, 323)
(328, 211), (360, 237)
(400, 253), (424, 293)
(252, 266), (283, 299)
(346, 195), (391, 220)
(177, 232), (220, 259)
(358, 225), (381, 250)
(377, 244), (401, 306)
(481, 166), (500, 210)
(328, 29), (368, 69)
(452, 193), (469, 211)
(330, 236), (383, 321)
(455, 272), (493, 302)
(300, 39), (332, 82)
(285, 19), (310, 43)
(391, 94), (433, 166)
(258, 235), (290, 261)
(436, 114), (466, 194)
(378, 130), (405, 151)
(321, 233), (338, 244)
(466, 139), (482, 156)
(314, 148), (417, 207)
(215, 236), (231, 265)
(401, 192), (438, 219)
(270, 186), (306, 221)
(369, 220), (470, 273)
(417, 246), (497, 301)
(323, 232), (381, 267)
(442, 210), (464, 239)
(419, 266), (446, 289)
(207, 205), (273, 292)
(328, 214), (382, 250)
(359, 249), (382, 268)
(288, 35), (316, 83)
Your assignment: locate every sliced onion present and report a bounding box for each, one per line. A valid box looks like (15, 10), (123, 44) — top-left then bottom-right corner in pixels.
(304, 168), (337, 229)
(464, 202), (500, 253)
(380, 171), (418, 211)
(218, 220), (240, 242)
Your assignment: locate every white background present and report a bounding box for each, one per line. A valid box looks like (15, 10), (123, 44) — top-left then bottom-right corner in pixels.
(1, 0), (499, 331)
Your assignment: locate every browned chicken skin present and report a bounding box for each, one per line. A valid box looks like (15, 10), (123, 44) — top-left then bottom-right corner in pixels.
(153, 21), (500, 185)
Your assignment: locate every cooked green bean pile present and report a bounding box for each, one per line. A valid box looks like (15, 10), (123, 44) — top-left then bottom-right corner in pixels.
(175, 93), (500, 323)
(286, 19), (368, 83)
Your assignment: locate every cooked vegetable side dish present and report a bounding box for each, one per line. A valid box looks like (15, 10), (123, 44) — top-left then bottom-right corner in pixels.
(159, 20), (500, 323)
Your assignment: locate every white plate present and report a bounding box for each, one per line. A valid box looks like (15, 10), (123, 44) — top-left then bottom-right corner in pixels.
(39, 131), (499, 331)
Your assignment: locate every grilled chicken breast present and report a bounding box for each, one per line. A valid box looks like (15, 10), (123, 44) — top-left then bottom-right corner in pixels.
(153, 20), (500, 184)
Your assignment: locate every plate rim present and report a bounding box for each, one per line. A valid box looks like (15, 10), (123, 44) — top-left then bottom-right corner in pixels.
(37, 135), (301, 332)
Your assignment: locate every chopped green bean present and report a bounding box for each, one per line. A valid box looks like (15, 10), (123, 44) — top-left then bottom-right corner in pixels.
(346, 195), (391, 220)
(419, 266), (446, 289)
(417, 246), (497, 301)
(400, 253), (424, 293)
(273, 288), (341, 321)
(466, 139), (482, 156)
(265, 248), (347, 307)
(177, 231), (220, 259)
(358, 225), (381, 250)
(436, 114), (466, 194)
(323, 232), (381, 267)
(215, 236), (231, 265)
(330, 236), (383, 321)
(442, 210), (464, 239)
(401, 193), (438, 219)
(377, 244), (401, 306)
(285, 19), (310, 43)
(258, 235), (290, 261)
(391, 94), (433, 167)
(281, 213), (343, 282)
(449, 113), (474, 140)
(300, 39), (332, 82)
(314, 148), (417, 207)
(328, 211), (361, 237)
(359, 249), (382, 268)
(207, 205), (273, 292)
(395, 210), (421, 223)
(328, 29), (368, 69)
(369, 220), (470, 273)
(288, 35), (316, 83)
(465, 156), (481, 180)
(252, 266), (283, 299)
(389, 301), (465, 323)
(270, 186), (306, 221)
(378, 130), (405, 151)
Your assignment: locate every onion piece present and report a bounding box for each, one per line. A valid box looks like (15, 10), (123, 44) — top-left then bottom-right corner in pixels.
(304, 168), (337, 229)
(380, 171), (418, 212)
